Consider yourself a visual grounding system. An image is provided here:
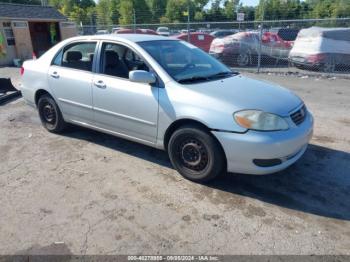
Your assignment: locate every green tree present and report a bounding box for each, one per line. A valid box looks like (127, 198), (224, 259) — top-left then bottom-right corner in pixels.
(0, 0), (41, 4)
(224, 0), (240, 20)
(147, 0), (168, 22)
(310, 0), (333, 18)
(205, 0), (226, 21)
(96, 0), (111, 25)
(48, 0), (62, 8)
(255, 0), (304, 20)
(240, 5), (255, 21)
(110, 0), (120, 24)
(332, 0), (350, 18)
(165, 0), (188, 22)
(119, 0), (133, 24)
(134, 0), (152, 23)
(69, 5), (86, 24)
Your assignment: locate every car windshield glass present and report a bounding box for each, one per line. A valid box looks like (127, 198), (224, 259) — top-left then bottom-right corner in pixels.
(139, 40), (237, 84)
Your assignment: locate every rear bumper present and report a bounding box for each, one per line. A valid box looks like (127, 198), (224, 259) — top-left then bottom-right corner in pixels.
(18, 83), (36, 108)
(290, 57), (321, 67)
(212, 112), (314, 175)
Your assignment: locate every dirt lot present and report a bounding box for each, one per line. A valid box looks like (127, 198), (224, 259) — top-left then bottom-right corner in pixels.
(0, 67), (350, 255)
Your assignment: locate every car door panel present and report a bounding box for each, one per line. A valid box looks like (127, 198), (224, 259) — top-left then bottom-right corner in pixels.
(92, 76), (159, 143)
(47, 41), (97, 124)
(48, 66), (94, 123)
(91, 42), (159, 144)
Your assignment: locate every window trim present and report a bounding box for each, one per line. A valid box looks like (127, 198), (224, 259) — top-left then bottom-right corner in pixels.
(50, 40), (99, 73)
(96, 40), (163, 87)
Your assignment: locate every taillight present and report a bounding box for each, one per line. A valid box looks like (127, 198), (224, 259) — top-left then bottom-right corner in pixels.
(20, 66), (24, 76)
(307, 54), (326, 64)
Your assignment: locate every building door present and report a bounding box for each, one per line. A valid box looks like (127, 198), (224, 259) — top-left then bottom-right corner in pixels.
(29, 22), (60, 57)
(11, 21), (33, 60)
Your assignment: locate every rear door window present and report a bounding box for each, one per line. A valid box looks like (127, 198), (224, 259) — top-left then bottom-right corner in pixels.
(53, 42), (97, 72)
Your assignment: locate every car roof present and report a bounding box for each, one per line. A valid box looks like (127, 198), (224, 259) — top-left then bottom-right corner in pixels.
(70, 34), (174, 43)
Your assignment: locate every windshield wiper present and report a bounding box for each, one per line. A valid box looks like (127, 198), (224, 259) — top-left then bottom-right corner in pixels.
(177, 71), (239, 84)
(177, 76), (209, 84)
(207, 71), (238, 80)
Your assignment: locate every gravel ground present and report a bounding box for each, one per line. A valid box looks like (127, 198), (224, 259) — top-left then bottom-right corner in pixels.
(0, 67), (349, 255)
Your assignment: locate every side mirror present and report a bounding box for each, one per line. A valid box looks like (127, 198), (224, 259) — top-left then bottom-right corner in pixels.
(129, 70), (156, 84)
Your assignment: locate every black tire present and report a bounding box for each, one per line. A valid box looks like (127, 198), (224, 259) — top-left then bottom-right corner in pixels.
(38, 94), (66, 133)
(167, 125), (226, 183)
(323, 61), (336, 73)
(236, 50), (251, 67)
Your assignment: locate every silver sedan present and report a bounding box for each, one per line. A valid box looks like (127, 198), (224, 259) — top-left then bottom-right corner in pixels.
(20, 34), (313, 182)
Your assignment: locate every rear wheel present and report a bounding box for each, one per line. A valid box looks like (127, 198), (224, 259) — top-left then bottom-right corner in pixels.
(323, 61), (336, 73)
(168, 125), (226, 182)
(236, 51), (251, 67)
(38, 94), (66, 133)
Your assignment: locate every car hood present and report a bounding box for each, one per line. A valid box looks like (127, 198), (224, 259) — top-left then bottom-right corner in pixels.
(183, 75), (302, 117)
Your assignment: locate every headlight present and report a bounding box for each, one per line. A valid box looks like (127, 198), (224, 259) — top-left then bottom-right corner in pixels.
(234, 110), (289, 131)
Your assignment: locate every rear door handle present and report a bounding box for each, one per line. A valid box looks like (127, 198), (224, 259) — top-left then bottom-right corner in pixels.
(94, 80), (106, 89)
(50, 71), (59, 79)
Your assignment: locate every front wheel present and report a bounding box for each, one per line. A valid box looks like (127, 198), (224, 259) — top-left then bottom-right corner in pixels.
(38, 94), (66, 133)
(168, 125), (226, 182)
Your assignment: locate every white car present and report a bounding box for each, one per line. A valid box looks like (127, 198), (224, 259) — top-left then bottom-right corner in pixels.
(95, 30), (109, 35)
(289, 27), (350, 73)
(20, 34), (313, 182)
(156, 27), (170, 37)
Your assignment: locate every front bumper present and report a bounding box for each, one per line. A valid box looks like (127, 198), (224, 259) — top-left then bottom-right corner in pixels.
(212, 112), (314, 175)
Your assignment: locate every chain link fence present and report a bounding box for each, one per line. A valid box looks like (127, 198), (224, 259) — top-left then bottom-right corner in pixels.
(77, 18), (350, 76)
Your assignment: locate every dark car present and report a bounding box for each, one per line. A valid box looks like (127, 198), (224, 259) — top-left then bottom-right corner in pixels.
(269, 28), (300, 41)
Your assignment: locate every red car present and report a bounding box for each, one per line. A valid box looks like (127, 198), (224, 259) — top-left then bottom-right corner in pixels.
(173, 32), (215, 53)
(114, 29), (159, 35)
(262, 32), (294, 50)
(210, 31), (294, 66)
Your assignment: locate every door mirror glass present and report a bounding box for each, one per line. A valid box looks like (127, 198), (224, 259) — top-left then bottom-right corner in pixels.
(129, 70), (156, 84)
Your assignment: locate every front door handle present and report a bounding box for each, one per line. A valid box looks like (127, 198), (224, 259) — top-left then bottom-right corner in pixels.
(50, 71), (60, 79)
(94, 80), (106, 89)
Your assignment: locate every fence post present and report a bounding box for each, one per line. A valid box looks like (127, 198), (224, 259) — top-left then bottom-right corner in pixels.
(133, 9), (136, 33)
(257, 23), (263, 73)
(187, 1), (190, 43)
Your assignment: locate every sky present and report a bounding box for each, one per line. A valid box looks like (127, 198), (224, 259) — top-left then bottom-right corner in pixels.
(240, 0), (259, 6)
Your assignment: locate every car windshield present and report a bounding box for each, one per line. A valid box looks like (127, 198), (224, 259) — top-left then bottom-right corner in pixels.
(139, 40), (237, 84)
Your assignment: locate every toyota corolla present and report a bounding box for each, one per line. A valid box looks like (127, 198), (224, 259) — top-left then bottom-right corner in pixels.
(20, 34), (313, 182)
